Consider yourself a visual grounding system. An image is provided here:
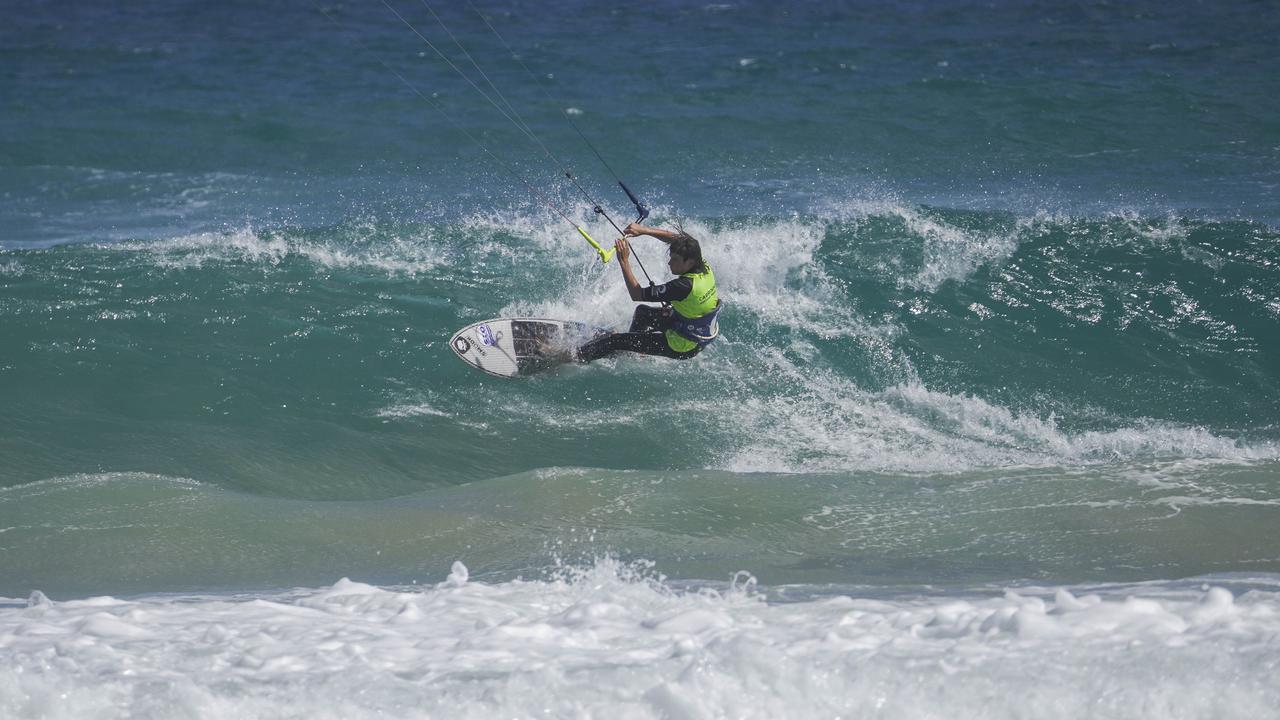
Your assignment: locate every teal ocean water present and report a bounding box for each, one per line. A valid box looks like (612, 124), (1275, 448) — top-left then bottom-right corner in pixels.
(2, 1), (1279, 717)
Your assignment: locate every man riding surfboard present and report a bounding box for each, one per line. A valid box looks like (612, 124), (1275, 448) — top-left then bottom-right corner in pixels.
(576, 223), (722, 363)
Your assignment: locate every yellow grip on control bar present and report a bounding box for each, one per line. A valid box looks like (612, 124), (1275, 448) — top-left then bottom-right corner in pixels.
(577, 226), (616, 264)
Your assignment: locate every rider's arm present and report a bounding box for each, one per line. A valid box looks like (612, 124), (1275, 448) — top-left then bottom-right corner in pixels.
(616, 238), (645, 300)
(615, 237), (693, 302)
(638, 277), (692, 303)
(624, 223), (684, 244)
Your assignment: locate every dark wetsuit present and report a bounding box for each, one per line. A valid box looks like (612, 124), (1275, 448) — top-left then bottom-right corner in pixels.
(576, 278), (704, 363)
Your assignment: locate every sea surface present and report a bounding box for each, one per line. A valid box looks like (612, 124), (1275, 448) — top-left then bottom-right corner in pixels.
(2, 0), (1279, 717)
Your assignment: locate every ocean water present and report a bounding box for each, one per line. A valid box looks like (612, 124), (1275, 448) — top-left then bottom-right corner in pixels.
(2, 0), (1279, 717)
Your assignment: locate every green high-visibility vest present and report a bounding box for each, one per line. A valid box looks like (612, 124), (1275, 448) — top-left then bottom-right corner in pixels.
(665, 263), (718, 352)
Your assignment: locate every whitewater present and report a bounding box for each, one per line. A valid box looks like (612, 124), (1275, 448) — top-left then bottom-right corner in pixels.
(4, 561), (1279, 719)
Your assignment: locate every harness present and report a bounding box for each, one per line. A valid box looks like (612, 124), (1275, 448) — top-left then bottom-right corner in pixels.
(669, 302), (722, 346)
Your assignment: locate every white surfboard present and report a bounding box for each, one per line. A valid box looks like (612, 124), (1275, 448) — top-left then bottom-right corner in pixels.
(449, 318), (610, 378)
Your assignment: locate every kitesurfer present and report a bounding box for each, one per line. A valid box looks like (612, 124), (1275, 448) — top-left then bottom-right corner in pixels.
(576, 223), (721, 363)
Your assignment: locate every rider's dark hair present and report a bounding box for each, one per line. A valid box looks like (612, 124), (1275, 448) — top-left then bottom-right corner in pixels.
(669, 221), (705, 272)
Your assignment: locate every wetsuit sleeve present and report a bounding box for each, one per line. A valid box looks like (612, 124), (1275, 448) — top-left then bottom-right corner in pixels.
(638, 277), (692, 303)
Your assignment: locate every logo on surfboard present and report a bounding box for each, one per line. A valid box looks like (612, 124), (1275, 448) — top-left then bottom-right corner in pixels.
(477, 323), (503, 347)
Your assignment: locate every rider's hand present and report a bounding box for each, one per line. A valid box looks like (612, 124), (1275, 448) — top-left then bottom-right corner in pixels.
(615, 237), (632, 260)
(623, 223), (643, 237)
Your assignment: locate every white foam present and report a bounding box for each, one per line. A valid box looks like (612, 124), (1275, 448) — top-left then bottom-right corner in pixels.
(109, 225), (447, 277)
(713, 366), (1278, 474)
(901, 206), (1021, 291)
(374, 387), (454, 420)
(0, 473), (204, 502)
(1, 560), (1276, 719)
(375, 403), (450, 419)
(817, 194), (1052, 291)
